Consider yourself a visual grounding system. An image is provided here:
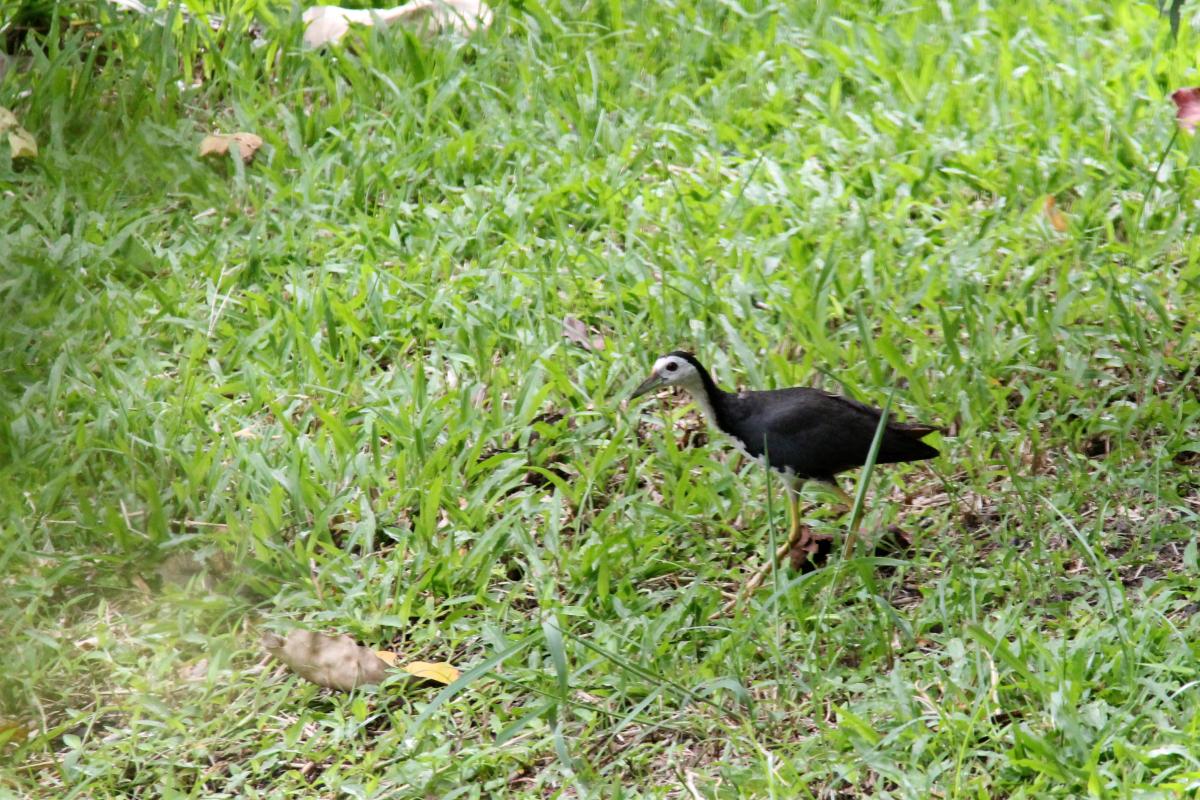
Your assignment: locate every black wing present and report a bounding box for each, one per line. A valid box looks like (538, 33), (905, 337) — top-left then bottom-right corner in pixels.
(723, 388), (937, 480)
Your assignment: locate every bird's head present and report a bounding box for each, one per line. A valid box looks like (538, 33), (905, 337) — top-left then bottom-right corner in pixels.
(630, 351), (705, 399)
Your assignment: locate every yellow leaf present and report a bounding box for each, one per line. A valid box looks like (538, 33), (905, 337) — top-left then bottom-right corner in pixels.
(373, 650), (399, 666)
(0, 718), (29, 746)
(199, 132), (263, 164)
(1043, 195), (1068, 232)
(403, 660), (460, 685)
(9, 127), (37, 159)
(1, 107), (37, 160)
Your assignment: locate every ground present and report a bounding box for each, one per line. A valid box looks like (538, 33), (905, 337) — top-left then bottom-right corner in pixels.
(1, 0), (1199, 797)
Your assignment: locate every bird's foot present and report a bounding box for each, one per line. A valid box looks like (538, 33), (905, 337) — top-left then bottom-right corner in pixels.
(713, 525), (813, 617)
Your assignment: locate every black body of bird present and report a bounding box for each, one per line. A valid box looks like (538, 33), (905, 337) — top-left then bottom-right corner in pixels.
(632, 350), (938, 483)
(632, 350), (939, 591)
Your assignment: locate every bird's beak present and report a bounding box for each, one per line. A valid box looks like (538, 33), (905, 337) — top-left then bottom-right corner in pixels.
(630, 372), (664, 399)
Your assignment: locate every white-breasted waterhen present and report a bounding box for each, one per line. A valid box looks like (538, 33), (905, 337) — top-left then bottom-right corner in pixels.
(631, 351), (939, 595)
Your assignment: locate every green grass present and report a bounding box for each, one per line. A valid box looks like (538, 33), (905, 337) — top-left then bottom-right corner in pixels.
(2, 0), (1199, 796)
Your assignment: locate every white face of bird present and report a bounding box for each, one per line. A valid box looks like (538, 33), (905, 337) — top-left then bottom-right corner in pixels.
(630, 353), (703, 398)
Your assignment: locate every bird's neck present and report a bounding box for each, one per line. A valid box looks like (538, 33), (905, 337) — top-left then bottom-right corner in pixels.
(681, 363), (730, 427)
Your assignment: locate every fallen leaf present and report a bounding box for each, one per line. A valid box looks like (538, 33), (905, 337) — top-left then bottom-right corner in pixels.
(302, 5), (385, 45)
(0, 107), (37, 160)
(303, 0), (493, 48)
(392, 0), (492, 36)
(8, 127), (36, 159)
(788, 530), (833, 573)
(130, 573), (152, 596)
(1171, 87), (1200, 133)
(178, 658), (209, 683)
(199, 132), (263, 164)
(373, 650), (400, 666)
(562, 316), (605, 351)
(262, 629), (389, 691)
(403, 660), (460, 685)
(0, 718), (29, 746)
(157, 549), (232, 589)
(1043, 195), (1068, 232)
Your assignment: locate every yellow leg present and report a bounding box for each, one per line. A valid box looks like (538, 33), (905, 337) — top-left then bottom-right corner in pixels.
(716, 482), (807, 616)
(832, 482), (866, 557)
(785, 485), (805, 552)
(824, 482), (854, 515)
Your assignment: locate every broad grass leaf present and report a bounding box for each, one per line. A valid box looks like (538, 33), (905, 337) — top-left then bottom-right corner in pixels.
(199, 132), (263, 164)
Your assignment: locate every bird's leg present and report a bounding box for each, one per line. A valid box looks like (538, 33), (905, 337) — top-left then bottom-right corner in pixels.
(826, 482), (855, 516)
(833, 483), (866, 558)
(715, 481), (808, 617)
(784, 482), (807, 554)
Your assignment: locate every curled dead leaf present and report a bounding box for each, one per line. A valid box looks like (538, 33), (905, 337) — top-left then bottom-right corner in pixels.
(303, 0), (493, 47)
(562, 316), (605, 352)
(8, 127), (37, 159)
(0, 718), (30, 746)
(199, 132), (263, 164)
(1043, 196), (1068, 232)
(393, 0), (492, 36)
(0, 108), (19, 133)
(263, 629), (389, 691)
(1171, 87), (1200, 133)
(178, 658), (210, 683)
(0, 107), (37, 160)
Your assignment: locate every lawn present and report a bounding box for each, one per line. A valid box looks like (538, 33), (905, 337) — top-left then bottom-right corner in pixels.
(1, 0), (1199, 796)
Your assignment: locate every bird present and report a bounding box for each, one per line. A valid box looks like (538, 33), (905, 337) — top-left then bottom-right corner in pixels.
(630, 350), (939, 590)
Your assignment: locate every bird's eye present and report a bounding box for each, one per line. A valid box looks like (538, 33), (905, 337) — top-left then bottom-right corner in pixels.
(665, 362), (678, 372)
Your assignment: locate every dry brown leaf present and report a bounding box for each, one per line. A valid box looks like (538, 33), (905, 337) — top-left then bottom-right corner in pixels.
(199, 132), (263, 164)
(1171, 87), (1200, 133)
(403, 660), (460, 684)
(130, 573), (152, 596)
(262, 630), (389, 691)
(0, 718), (29, 746)
(302, 0), (492, 47)
(8, 127), (37, 159)
(1043, 195), (1068, 232)
(562, 316), (605, 352)
(157, 549), (232, 589)
(392, 0), (492, 36)
(374, 650), (400, 666)
(178, 658), (210, 683)
(0, 107), (37, 160)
